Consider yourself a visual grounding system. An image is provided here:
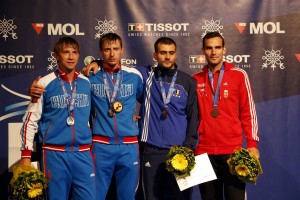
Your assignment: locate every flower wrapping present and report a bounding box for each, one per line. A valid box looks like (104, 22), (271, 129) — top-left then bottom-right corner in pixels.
(10, 163), (47, 199)
(166, 145), (196, 178)
(227, 148), (263, 184)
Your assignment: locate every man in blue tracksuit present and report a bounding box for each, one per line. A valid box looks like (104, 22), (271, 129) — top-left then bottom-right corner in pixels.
(137, 37), (199, 200)
(21, 37), (96, 200)
(88, 33), (144, 200)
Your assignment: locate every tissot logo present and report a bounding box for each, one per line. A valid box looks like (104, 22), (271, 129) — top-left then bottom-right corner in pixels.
(32, 23), (85, 36)
(189, 55), (206, 64)
(235, 22), (285, 34)
(223, 55), (250, 63)
(0, 55), (34, 64)
(128, 23), (189, 32)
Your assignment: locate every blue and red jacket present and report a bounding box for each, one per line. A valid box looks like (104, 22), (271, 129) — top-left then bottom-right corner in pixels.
(89, 65), (144, 144)
(21, 69), (92, 158)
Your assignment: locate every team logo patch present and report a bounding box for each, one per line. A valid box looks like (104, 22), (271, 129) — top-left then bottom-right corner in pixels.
(224, 90), (229, 98)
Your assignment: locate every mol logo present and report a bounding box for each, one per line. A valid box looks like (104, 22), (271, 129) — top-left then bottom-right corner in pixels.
(235, 22), (285, 34)
(32, 23), (84, 36)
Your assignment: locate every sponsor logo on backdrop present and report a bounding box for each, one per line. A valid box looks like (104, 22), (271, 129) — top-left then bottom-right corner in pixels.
(235, 22), (285, 34)
(188, 54), (251, 69)
(201, 17), (224, 38)
(295, 54), (300, 62)
(0, 55), (35, 70)
(47, 51), (57, 71)
(95, 17), (117, 39)
(32, 23), (84, 36)
(128, 22), (191, 37)
(32, 23), (44, 35)
(224, 55), (251, 68)
(189, 55), (206, 69)
(0, 15), (18, 41)
(262, 48), (285, 70)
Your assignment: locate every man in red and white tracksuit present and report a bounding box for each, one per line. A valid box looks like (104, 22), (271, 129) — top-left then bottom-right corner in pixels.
(192, 31), (260, 200)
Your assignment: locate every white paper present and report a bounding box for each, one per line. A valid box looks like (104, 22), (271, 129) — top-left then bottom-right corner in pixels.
(176, 153), (217, 191)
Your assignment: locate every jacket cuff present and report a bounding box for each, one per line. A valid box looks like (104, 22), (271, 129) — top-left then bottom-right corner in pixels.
(21, 150), (32, 158)
(247, 140), (258, 148)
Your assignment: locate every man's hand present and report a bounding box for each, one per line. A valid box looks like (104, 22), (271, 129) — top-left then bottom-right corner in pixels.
(247, 147), (260, 159)
(28, 76), (45, 102)
(81, 62), (99, 76)
(20, 157), (31, 166)
(133, 115), (141, 122)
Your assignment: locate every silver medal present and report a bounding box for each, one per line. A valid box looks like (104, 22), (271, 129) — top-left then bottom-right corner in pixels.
(66, 116), (75, 126)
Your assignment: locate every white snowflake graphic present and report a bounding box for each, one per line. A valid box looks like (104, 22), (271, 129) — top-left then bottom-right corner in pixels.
(201, 17), (223, 38)
(0, 15), (18, 41)
(47, 51), (57, 71)
(262, 48), (285, 71)
(95, 17), (117, 39)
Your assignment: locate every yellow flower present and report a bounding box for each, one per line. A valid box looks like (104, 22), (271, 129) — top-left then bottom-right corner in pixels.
(235, 165), (250, 177)
(171, 154), (188, 171)
(27, 183), (43, 198)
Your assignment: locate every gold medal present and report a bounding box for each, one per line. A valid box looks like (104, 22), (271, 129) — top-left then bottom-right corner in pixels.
(111, 100), (123, 113)
(211, 109), (219, 118)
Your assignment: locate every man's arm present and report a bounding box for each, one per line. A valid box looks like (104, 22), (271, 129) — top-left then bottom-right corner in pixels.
(183, 78), (199, 150)
(238, 71), (260, 159)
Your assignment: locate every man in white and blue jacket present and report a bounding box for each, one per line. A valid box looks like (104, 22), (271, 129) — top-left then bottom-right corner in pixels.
(88, 33), (144, 200)
(21, 37), (96, 200)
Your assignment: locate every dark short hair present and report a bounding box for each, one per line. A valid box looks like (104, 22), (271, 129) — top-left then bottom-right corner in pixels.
(99, 33), (123, 50)
(154, 37), (177, 53)
(53, 37), (80, 54)
(202, 32), (225, 48)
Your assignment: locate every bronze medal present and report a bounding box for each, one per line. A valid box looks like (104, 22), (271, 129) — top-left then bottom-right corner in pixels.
(211, 109), (219, 118)
(111, 100), (123, 113)
(162, 109), (168, 119)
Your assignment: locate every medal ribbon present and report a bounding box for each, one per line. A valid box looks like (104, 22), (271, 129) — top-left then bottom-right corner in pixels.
(208, 64), (224, 108)
(57, 73), (77, 118)
(158, 70), (177, 110)
(102, 68), (122, 104)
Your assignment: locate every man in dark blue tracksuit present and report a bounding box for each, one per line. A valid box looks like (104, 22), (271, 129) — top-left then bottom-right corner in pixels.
(138, 37), (199, 200)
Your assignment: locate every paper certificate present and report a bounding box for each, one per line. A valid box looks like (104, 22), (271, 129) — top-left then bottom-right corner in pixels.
(176, 153), (217, 191)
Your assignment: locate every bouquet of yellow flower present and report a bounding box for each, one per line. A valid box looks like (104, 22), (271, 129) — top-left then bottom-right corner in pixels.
(166, 145), (196, 178)
(10, 163), (47, 199)
(227, 148), (263, 184)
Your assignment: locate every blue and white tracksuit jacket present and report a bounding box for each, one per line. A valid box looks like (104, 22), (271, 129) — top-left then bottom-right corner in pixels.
(138, 64), (199, 150)
(21, 69), (95, 200)
(89, 65), (143, 200)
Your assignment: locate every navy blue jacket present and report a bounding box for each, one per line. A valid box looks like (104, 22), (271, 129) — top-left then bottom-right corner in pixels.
(138, 64), (199, 149)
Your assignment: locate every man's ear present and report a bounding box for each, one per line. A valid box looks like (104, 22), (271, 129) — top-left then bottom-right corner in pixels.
(153, 52), (157, 61)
